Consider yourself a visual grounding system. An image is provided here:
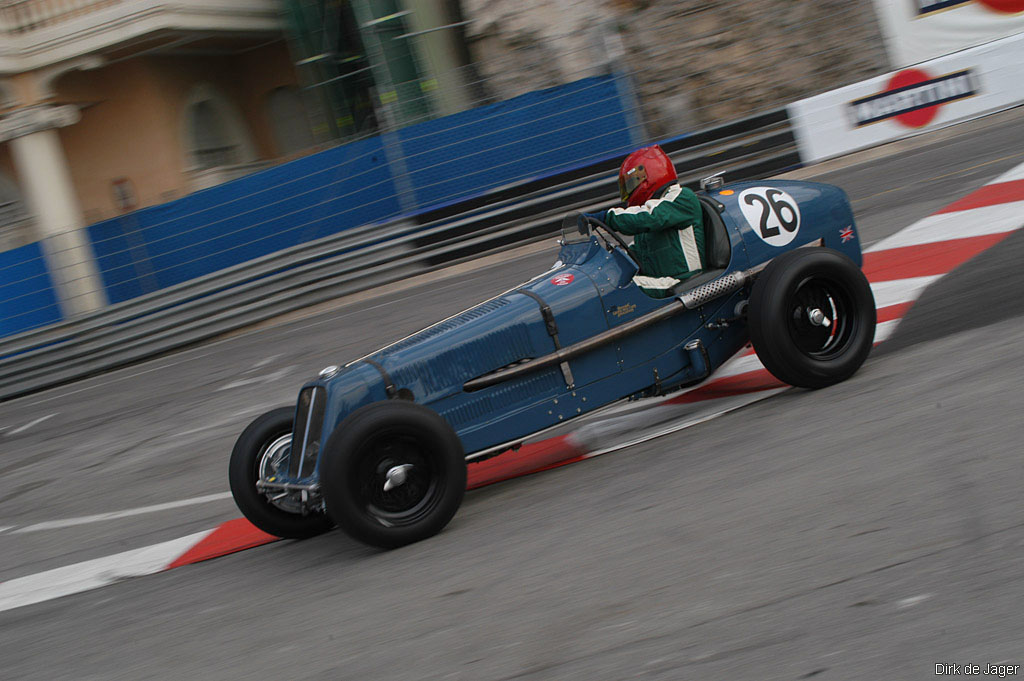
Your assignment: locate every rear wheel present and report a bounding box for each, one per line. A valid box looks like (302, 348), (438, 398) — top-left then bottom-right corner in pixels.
(228, 407), (333, 539)
(748, 248), (875, 389)
(320, 401), (466, 549)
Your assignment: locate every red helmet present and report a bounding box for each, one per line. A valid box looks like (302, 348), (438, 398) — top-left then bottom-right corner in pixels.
(618, 145), (677, 207)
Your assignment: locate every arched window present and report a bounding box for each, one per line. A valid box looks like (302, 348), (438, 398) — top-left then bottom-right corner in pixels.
(266, 86), (315, 157)
(183, 84), (256, 171)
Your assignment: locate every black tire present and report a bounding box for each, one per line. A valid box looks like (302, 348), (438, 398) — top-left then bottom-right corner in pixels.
(320, 401), (467, 549)
(748, 247), (876, 389)
(228, 407), (334, 539)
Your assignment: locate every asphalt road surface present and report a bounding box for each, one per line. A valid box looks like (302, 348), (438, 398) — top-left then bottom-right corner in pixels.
(2, 111), (1024, 680)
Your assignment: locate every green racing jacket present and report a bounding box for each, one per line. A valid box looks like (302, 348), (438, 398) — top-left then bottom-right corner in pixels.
(605, 182), (705, 298)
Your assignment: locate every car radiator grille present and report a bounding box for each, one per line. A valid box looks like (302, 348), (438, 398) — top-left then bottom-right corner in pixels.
(290, 386), (326, 478)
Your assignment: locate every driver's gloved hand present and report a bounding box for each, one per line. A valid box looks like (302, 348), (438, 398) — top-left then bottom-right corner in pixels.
(577, 211), (607, 235)
(576, 212), (590, 235)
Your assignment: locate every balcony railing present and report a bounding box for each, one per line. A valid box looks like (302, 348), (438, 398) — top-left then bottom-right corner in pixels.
(0, 0), (124, 34)
(0, 0), (283, 69)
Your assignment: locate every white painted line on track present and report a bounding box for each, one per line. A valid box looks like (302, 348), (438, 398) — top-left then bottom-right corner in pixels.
(216, 367), (295, 392)
(897, 593), (935, 609)
(868, 200), (1024, 251)
(24, 354), (211, 407)
(996, 165), (1024, 183)
(578, 389), (788, 460)
(251, 354), (282, 369)
(714, 353), (765, 380)
(7, 413), (57, 435)
(0, 526), (13, 534)
(0, 530), (212, 613)
(9, 493), (233, 534)
(176, 405), (278, 437)
(871, 276), (941, 309)
(874, 319), (901, 344)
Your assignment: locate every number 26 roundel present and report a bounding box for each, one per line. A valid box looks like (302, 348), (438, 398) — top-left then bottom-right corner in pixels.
(738, 187), (801, 247)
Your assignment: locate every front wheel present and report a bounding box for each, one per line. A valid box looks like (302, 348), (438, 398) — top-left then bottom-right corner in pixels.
(748, 247), (876, 389)
(320, 401), (466, 549)
(228, 407), (334, 539)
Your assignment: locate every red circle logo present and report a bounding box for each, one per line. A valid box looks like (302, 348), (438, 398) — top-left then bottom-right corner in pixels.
(886, 69), (940, 128)
(976, 0), (1024, 13)
(550, 273), (574, 286)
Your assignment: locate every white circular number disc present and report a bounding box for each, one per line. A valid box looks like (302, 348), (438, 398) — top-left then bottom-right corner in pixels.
(738, 187), (801, 247)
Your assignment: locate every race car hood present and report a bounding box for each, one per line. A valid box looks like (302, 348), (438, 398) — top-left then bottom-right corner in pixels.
(366, 269), (607, 400)
(307, 241), (614, 435)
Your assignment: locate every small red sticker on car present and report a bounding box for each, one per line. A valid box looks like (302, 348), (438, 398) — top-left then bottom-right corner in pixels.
(840, 226), (855, 243)
(550, 273), (574, 286)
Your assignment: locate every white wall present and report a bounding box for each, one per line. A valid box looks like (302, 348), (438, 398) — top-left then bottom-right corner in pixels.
(788, 32), (1024, 164)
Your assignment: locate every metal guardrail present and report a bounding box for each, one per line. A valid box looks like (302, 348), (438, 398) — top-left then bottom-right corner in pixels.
(0, 108), (800, 401)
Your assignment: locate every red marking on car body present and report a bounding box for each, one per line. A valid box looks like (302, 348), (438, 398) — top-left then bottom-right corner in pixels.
(550, 273), (574, 286)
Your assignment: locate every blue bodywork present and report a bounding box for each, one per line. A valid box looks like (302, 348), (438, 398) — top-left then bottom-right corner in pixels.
(286, 180), (861, 484)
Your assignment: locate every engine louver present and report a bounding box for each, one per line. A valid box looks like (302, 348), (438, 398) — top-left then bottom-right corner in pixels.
(382, 297), (511, 354)
(440, 367), (562, 428)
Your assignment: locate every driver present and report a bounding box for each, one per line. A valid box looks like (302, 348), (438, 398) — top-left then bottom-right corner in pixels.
(586, 145), (705, 298)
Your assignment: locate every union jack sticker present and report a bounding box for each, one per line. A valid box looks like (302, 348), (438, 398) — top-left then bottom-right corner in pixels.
(840, 226), (855, 243)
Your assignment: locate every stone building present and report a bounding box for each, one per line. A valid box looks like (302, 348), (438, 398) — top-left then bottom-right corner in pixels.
(461, 0), (891, 137)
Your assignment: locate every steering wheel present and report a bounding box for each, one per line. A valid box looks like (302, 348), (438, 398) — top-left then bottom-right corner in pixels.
(585, 215), (632, 254)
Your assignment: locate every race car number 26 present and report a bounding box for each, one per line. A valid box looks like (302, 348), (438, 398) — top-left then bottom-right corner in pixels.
(738, 187), (801, 247)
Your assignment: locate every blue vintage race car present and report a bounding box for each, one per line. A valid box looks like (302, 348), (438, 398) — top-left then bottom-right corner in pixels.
(229, 176), (875, 548)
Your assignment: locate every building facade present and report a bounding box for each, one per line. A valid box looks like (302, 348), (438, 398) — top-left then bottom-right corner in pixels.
(0, 0), (473, 316)
(1, 0), (893, 323)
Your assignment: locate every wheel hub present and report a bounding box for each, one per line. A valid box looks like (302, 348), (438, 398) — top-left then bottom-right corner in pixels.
(355, 436), (440, 524)
(383, 463), (414, 492)
(257, 434), (306, 514)
(788, 277), (854, 359)
(807, 308), (831, 327)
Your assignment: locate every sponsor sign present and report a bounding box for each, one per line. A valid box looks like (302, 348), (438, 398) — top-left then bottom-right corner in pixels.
(848, 69), (977, 128)
(916, 0), (973, 14)
(788, 32), (1024, 164)
(914, 0), (1024, 15)
(874, 0), (1024, 66)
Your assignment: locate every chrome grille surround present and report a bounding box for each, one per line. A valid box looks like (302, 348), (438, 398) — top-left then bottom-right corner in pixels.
(290, 386), (326, 478)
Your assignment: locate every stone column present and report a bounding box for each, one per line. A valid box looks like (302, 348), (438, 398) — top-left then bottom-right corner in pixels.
(0, 104), (107, 316)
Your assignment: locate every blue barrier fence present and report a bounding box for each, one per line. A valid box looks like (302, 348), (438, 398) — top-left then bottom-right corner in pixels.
(1, 73), (636, 333)
(0, 241), (62, 337)
(86, 74), (634, 305)
(87, 135), (400, 303)
(399, 75), (637, 209)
